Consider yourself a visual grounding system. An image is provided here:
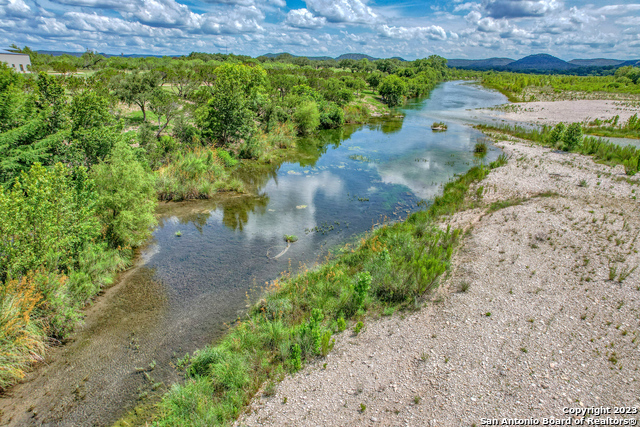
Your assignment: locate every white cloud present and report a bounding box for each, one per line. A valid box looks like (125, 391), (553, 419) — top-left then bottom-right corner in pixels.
(453, 2), (480, 13)
(483, 0), (562, 19)
(378, 24), (447, 41)
(305, 0), (379, 24)
(594, 4), (640, 15)
(616, 16), (640, 26)
(122, 0), (198, 27)
(198, 5), (264, 34)
(285, 8), (327, 28)
(0, 0), (32, 18)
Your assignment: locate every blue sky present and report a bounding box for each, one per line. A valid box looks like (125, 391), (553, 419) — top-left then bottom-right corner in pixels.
(1, 0), (639, 59)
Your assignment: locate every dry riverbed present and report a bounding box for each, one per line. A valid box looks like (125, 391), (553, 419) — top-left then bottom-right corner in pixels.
(482, 99), (640, 126)
(237, 135), (640, 426)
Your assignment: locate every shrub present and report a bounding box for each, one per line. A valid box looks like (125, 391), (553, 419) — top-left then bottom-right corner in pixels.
(216, 149), (238, 167)
(292, 100), (320, 135)
(563, 123), (583, 151)
(474, 139), (488, 154)
(547, 122), (566, 147)
(319, 103), (345, 129)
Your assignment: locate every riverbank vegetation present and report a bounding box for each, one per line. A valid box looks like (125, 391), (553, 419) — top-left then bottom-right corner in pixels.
(450, 67), (640, 102)
(584, 114), (640, 140)
(0, 51), (449, 390)
(153, 156), (508, 426)
(477, 122), (640, 175)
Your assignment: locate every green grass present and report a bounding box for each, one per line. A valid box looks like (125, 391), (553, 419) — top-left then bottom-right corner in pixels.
(152, 161), (503, 426)
(155, 148), (244, 201)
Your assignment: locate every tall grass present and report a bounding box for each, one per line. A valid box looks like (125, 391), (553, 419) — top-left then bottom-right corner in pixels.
(0, 275), (46, 390)
(478, 122), (640, 175)
(155, 148), (244, 201)
(586, 114), (640, 140)
(154, 161), (502, 426)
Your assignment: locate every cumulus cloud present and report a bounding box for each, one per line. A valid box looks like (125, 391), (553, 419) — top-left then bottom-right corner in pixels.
(616, 16), (640, 26)
(0, 0), (32, 18)
(49, 0), (126, 7)
(453, 2), (480, 13)
(199, 6), (264, 34)
(484, 0), (562, 19)
(285, 8), (327, 28)
(594, 4), (640, 15)
(305, 0), (379, 24)
(378, 24), (447, 41)
(122, 0), (198, 28)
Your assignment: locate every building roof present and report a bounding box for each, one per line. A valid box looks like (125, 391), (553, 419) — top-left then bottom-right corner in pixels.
(0, 52), (31, 57)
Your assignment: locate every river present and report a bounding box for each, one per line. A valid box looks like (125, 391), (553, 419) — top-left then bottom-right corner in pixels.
(0, 81), (506, 426)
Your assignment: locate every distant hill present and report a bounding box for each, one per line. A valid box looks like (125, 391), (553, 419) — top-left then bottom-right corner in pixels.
(37, 50), (165, 58)
(261, 52), (408, 62)
(569, 58), (624, 67)
(505, 54), (576, 71)
(618, 59), (640, 67)
(336, 53), (379, 61)
(447, 57), (514, 68)
(261, 52), (334, 61)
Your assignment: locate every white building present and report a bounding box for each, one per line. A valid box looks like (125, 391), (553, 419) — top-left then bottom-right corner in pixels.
(0, 53), (31, 73)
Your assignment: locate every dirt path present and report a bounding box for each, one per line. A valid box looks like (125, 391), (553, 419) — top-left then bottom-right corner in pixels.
(237, 136), (640, 426)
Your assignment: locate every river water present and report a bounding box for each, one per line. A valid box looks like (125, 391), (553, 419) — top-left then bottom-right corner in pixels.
(0, 81), (507, 426)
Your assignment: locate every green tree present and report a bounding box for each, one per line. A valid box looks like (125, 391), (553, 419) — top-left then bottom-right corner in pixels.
(69, 91), (120, 166)
(112, 71), (161, 122)
(0, 63), (27, 132)
(378, 75), (407, 107)
(91, 140), (157, 248)
(198, 63), (266, 146)
(148, 88), (181, 138)
(0, 163), (100, 281)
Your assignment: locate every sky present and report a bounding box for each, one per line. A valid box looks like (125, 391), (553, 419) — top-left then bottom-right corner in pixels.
(0, 0), (639, 60)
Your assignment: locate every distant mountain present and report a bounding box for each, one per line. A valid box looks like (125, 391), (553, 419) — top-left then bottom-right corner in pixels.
(37, 50), (84, 57)
(505, 54), (576, 71)
(618, 59), (640, 67)
(261, 52), (408, 62)
(37, 50), (165, 58)
(447, 57), (514, 68)
(335, 53), (379, 61)
(569, 58), (624, 67)
(261, 52), (334, 61)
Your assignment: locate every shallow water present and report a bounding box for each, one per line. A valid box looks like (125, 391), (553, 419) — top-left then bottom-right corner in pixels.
(0, 81), (507, 427)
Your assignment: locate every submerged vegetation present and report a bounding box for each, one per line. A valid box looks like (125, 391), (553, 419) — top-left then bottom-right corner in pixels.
(0, 50), (450, 390)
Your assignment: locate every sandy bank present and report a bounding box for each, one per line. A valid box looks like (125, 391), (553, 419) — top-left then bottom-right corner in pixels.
(237, 135), (640, 426)
(481, 99), (640, 126)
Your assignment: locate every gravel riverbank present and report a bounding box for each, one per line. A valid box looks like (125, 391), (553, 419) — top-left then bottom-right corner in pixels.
(237, 136), (640, 426)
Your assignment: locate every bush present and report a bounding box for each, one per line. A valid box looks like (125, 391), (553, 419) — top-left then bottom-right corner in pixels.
(216, 149), (238, 167)
(319, 103), (345, 130)
(292, 100), (320, 135)
(563, 123), (583, 151)
(547, 122), (566, 146)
